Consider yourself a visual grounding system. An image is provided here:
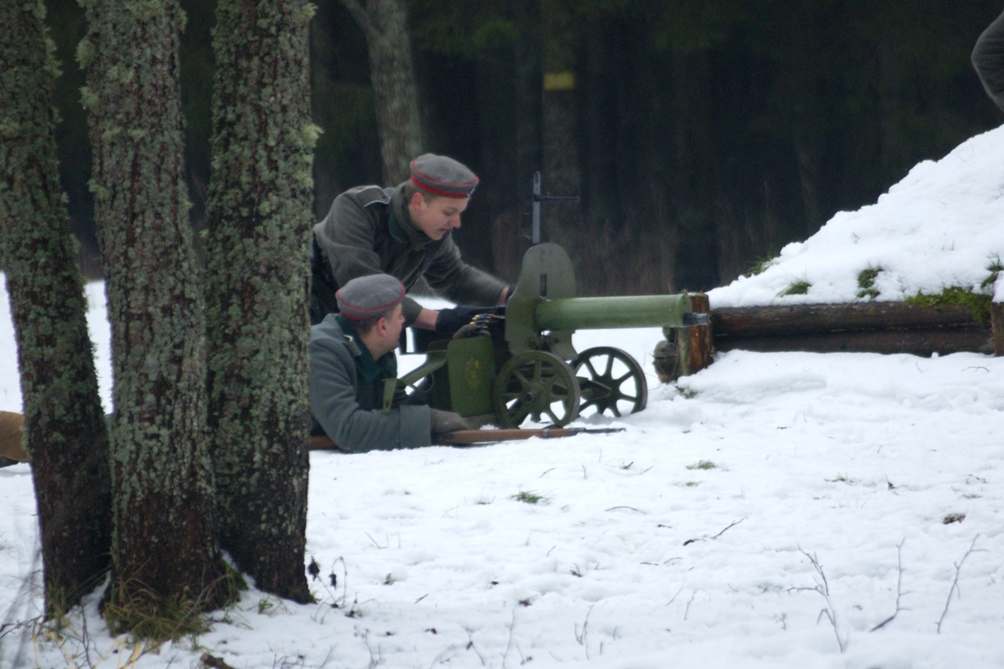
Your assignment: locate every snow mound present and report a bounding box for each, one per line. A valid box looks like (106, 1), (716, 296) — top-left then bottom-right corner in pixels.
(709, 125), (1004, 308)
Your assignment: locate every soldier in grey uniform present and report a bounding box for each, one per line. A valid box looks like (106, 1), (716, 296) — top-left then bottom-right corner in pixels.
(974, 7), (1004, 113)
(309, 274), (469, 453)
(311, 154), (510, 334)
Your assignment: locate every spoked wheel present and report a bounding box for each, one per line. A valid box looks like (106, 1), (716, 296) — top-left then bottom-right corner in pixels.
(573, 347), (648, 418)
(492, 351), (581, 428)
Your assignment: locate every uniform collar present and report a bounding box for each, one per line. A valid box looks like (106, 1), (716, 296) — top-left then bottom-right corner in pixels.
(390, 184), (434, 250)
(336, 315), (395, 382)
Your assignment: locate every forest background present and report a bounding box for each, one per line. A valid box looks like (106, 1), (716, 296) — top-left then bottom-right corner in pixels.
(39, 0), (1004, 295)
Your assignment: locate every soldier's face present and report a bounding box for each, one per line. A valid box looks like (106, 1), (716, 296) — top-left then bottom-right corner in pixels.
(377, 304), (406, 355)
(408, 193), (469, 240)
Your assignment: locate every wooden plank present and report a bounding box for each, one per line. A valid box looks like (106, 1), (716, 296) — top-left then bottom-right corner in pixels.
(680, 293), (713, 376)
(992, 302), (1004, 357)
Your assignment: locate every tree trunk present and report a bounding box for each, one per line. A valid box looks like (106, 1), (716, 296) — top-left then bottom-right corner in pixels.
(539, 0), (583, 252)
(204, 0), (314, 604)
(79, 0), (224, 621)
(0, 0), (111, 613)
(339, 0), (423, 185)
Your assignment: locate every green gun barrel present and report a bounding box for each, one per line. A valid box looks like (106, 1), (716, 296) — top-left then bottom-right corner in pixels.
(534, 294), (693, 331)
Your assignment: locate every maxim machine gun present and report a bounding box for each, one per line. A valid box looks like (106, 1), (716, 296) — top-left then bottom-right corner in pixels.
(395, 174), (709, 429)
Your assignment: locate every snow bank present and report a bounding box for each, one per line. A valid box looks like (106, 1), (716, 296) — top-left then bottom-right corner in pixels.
(710, 125), (1004, 307)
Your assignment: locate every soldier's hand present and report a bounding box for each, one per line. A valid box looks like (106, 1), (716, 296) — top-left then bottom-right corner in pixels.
(434, 305), (486, 337)
(429, 408), (470, 434)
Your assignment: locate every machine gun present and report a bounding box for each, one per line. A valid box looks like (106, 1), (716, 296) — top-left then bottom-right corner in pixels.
(394, 174), (709, 429)
(396, 242), (707, 428)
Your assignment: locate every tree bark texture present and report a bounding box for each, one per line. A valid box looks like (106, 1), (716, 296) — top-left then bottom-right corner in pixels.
(79, 0), (224, 611)
(992, 302), (1004, 356)
(539, 0), (583, 258)
(205, 0), (315, 603)
(712, 302), (993, 356)
(0, 0), (111, 611)
(339, 0), (423, 185)
(712, 302), (985, 338)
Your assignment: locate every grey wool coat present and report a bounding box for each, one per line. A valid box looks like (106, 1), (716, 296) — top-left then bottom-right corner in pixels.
(310, 183), (507, 325)
(309, 314), (432, 452)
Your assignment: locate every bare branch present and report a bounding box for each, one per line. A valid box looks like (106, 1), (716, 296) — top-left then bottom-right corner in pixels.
(937, 535), (985, 634)
(465, 627), (487, 666)
(683, 518), (745, 546)
(870, 539), (909, 632)
(792, 550), (847, 653)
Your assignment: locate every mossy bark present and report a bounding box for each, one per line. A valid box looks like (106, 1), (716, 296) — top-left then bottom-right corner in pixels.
(0, 0), (112, 612)
(339, 0), (423, 184)
(79, 0), (224, 613)
(205, 0), (315, 603)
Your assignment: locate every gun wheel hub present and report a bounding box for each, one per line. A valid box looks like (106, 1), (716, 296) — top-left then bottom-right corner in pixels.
(493, 351), (581, 428)
(573, 347), (648, 418)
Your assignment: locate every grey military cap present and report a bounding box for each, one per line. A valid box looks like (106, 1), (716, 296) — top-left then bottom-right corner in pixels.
(336, 274), (406, 319)
(410, 153), (479, 198)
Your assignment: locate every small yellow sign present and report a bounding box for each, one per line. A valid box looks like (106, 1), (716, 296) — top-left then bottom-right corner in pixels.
(543, 72), (575, 91)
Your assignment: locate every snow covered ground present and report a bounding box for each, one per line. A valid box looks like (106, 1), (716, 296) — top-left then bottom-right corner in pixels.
(3, 126), (1004, 668)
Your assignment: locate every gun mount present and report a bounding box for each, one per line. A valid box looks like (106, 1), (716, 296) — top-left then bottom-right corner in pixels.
(398, 242), (709, 429)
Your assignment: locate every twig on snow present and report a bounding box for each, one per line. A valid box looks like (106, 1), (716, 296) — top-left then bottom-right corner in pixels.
(501, 609), (517, 669)
(574, 605), (593, 659)
(870, 539), (910, 632)
(683, 591), (697, 621)
(790, 550), (847, 653)
(683, 518), (745, 546)
(465, 627), (487, 666)
(937, 535), (985, 634)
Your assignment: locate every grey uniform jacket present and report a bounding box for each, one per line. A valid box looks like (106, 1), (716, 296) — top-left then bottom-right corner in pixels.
(974, 8), (1004, 113)
(309, 314), (432, 452)
(311, 183), (507, 325)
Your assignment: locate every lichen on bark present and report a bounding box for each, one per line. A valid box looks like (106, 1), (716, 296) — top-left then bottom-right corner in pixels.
(79, 0), (225, 616)
(0, 0), (112, 613)
(205, 0), (316, 603)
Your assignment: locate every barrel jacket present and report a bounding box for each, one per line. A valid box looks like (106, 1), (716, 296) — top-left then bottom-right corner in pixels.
(310, 183), (507, 325)
(309, 314), (431, 452)
(973, 8), (1004, 113)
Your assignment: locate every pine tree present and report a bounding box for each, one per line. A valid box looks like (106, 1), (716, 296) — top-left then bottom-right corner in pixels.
(204, 0), (317, 603)
(77, 0), (226, 624)
(0, 0), (111, 613)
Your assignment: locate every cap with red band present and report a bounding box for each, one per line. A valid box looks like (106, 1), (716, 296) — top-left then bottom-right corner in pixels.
(335, 274), (406, 319)
(410, 153), (479, 198)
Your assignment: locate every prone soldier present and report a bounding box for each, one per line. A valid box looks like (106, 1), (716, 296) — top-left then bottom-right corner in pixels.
(309, 274), (469, 452)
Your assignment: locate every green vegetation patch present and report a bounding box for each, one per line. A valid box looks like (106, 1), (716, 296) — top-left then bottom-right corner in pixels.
(746, 254), (778, 277)
(512, 490), (549, 505)
(981, 255), (1003, 292)
(905, 287), (992, 324)
(856, 267), (882, 299)
(778, 280), (811, 297)
(686, 460), (717, 471)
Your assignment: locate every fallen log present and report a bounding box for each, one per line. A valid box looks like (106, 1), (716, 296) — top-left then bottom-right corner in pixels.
(710, 301), (995, 356)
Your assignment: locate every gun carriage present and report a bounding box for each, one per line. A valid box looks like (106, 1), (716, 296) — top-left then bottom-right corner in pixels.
(396, 241), (706, 428)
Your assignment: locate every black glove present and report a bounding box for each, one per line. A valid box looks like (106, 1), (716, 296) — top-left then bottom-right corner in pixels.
(429, 408), (470, 434)
(434, 305), (491, 337)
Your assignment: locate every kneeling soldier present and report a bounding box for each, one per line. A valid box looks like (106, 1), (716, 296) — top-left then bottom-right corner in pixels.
(309, 274), (469, 452)
(310, 153), (511, 335)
